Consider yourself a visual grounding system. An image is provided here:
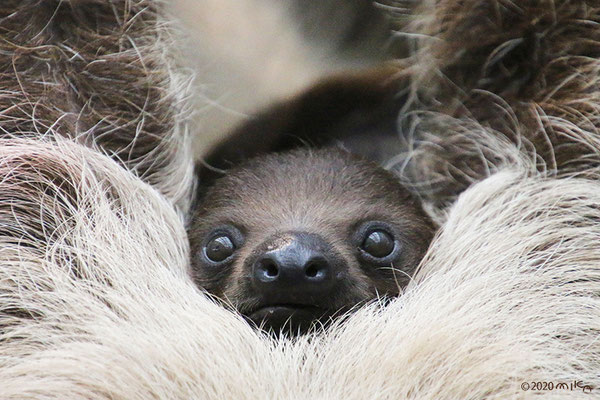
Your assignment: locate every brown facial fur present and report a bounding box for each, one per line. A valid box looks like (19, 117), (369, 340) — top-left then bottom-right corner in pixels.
(189, 148), (434, 320)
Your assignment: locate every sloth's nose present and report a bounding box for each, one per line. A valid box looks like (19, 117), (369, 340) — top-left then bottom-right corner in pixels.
(251, 232), (340, 302)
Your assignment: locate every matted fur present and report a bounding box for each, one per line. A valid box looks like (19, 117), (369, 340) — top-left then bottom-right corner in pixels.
(1, 0), (599, 399)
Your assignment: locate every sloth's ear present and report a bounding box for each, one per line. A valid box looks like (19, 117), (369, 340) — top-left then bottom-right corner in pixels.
(196, 65), (406, 187)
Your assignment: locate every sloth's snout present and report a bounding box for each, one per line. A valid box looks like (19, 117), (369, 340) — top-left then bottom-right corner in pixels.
(251, 232), (341, 304)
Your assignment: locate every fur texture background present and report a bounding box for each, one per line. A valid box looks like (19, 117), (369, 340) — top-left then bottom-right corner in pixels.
(0, 0), (194, 212)
(0, 0), (599, 399)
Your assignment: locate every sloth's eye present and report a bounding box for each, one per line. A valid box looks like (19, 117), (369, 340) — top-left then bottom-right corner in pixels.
(202, 225), (244, 264)
(205, 235), (235, 262)
(354, 222), (401, 265)
(361, 230), (395, 258)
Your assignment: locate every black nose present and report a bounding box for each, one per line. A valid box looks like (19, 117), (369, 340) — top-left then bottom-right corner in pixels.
(251, 232), (339, 302)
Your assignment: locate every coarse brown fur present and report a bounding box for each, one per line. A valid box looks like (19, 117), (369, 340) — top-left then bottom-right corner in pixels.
(396, 0), (600, 215)
(0, 0), (193, 211)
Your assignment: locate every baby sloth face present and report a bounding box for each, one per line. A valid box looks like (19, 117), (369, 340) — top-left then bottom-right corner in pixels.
(189, 148), (433, 335)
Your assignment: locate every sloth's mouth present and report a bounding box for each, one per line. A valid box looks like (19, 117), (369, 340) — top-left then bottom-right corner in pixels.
(245, 304), (327, 334)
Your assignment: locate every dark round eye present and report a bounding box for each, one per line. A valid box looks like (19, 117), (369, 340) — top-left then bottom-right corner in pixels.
(205, 234), (235, 262)
(361, 230), (395, 258)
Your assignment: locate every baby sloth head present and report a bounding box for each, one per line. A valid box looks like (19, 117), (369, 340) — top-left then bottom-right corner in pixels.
(189, 147), (433, 335)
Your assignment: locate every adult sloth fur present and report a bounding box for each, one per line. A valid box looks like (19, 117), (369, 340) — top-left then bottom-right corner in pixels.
(0, 0), (599, 399)
(0, 0), (193, 212)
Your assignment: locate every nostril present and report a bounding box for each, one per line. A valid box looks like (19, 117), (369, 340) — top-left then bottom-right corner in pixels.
(264, 260), (279, 277)
(255, 257), (280, 282)
(305, 263), (318, 278)
(304, 260), (328, 280)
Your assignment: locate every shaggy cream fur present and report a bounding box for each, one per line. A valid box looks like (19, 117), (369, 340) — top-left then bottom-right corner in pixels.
(0, 0), (599, 398)
(1, 139), (598, 399)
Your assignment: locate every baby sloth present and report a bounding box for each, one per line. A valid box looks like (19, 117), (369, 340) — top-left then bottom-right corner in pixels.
(189, 69), (434, 334)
